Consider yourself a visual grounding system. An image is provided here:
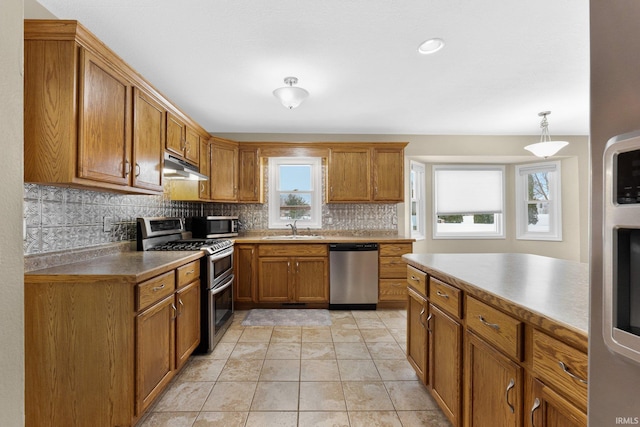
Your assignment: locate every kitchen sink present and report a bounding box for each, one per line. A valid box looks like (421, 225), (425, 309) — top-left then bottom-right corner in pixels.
(261, 235), (325, 240)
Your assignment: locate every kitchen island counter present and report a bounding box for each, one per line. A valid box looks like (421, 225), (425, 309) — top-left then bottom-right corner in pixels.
(403, 252), (589, 349)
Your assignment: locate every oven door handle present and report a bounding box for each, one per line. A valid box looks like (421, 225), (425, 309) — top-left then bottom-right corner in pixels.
(211, 275), (234, 296)
(209, 247), (234, 262)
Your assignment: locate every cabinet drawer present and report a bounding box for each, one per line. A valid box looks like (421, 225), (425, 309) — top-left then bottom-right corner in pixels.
(177, 260), (200, 288)
(379, 278), (408, 301)
(406, 265), (427, 296)
(379, 256), (407, 278)
(466, 296), (522, 361)
(379, 243), (412, 257)
(137, 271), (176, 311)
(258, 244), (328, 257)
(532, 329), (588, 410)
(428, 277), (462, 319)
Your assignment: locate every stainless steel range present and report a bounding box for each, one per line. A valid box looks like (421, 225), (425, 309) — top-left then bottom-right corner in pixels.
(137, 217), (234, 353)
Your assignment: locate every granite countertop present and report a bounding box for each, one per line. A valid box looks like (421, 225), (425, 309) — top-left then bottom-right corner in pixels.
(402, 253), (589, 341)
(25, 251), (204, 284)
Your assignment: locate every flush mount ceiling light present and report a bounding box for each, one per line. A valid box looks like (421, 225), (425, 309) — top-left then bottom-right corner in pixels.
(418, 38), (445, 55)
(273, 76), (309, 109)
(524, 111), (569, 158)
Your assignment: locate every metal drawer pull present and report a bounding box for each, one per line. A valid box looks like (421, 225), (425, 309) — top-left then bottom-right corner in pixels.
(410, 275), (420, 282)
(186, 269), (195, 275)
(478, 315), (500, 330)
(505, 378), (515, 413)
(426, 313), (433, 333)
(558, 361), (588, 384)
(530, 397), (541, 426)
(436, 290), (449, 299)
(152, 283), (165, 292)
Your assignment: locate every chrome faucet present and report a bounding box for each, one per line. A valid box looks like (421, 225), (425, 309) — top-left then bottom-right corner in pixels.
(286, 220), (298, 236)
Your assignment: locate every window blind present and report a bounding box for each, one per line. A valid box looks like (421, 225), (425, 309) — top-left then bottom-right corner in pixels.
(434, 167), (504, 215)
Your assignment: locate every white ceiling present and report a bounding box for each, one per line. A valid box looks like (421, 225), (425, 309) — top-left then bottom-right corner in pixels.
(33, 0), (590, 136)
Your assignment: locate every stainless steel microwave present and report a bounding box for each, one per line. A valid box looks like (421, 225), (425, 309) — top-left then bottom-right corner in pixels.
(189, 216), (239, 238)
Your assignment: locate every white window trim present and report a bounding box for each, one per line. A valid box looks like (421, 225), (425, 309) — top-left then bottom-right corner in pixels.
(515, 160), (562, 241)
(268, 157), (322, 229)
(410, 161), (426, 240)
(432, 164), (506, 239)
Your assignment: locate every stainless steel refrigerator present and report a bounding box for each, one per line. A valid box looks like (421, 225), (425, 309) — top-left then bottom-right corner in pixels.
(590, 1), (640, 425)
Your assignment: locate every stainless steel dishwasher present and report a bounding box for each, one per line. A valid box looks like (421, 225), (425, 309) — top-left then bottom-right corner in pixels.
(329, 242), (379, 310)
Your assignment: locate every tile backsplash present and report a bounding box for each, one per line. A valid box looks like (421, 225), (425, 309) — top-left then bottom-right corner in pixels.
(24, 184), (398, 255)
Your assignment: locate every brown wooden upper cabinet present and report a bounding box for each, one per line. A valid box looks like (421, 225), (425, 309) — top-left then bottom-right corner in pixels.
(24, 20), (207, 195)
(209, 138), (239, 202)
(166, 112), (199, 166)
(327, 143), (406, 203)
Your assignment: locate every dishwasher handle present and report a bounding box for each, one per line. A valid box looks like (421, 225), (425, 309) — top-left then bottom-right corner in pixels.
(329, 243), (379, 251)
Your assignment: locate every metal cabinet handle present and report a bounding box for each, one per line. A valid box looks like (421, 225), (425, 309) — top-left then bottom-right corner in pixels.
(558, 361), (588, 384)
(124, 160), (131, 177)
(419, 307), (426, 329)
(200, 183), (205, 193)
(178, 298), (184, 316)
(152, 283), (165, 292)
(530, 397), (541, 427)
(505, 378), (515, 414)
(186, 269), (195, 275)
(171, 303), (177, 319)
(479, 315), (500, 331)
(426, 313), (433, 333)
(410, 275), (420, 282)
(436, 290), (449, 299)
(135, 163), (141, 177)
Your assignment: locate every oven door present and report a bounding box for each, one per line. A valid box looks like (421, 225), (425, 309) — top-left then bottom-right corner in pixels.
(208, 246), (234, 286)
(207, 274), (234, 350)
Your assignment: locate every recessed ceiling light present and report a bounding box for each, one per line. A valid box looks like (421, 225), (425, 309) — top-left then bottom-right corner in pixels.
(418, 38), (445, 55)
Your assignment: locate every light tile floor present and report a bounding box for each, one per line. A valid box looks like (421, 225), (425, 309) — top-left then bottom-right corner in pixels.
(139, 309), (451, 427)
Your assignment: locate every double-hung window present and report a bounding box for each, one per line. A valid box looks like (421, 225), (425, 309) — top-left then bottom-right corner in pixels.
(515, 161), (562, 241)
(433, 165), (505, 239)
(410, 161), (426, 240)
(268, 157), (322, 229)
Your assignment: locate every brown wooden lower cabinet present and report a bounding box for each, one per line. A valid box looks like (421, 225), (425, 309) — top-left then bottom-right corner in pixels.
(25, 257), (201, 427)
(407, 286), (428, 384)
(257, 256), (328, 303)
(527, 378), (587, 427)
(429, 303), (462, 426)
(136, 294), (176, 415)
(465, 331), (524, 427)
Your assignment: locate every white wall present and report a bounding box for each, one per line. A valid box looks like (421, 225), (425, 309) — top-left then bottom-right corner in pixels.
(0, 0), (25, 424)
(217, 132), (590, 262)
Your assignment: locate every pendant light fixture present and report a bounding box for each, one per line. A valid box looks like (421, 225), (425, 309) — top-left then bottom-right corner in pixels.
(524, 111), (569, 158)
(273, 76), (309, 109)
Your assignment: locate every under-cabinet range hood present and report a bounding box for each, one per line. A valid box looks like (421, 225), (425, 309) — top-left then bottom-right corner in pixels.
(163, 153), (208, 181)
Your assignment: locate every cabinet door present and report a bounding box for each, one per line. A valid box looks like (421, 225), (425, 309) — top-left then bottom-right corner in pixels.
(373, 147), (404, 202)
(136, 294), (176, 415)
(528, 379), (586, 427)
(258, 257), (291, 302)
(235, 245), (256, 302)
(211, 141), (239, 202)
(429, 304), (462, 427)
(465, 331), (523, 427)
(294, 257), (328, 302)
(407, 287), (428, 385)
(327, 147), (371, 202)
(199, 138), (211, 199)
(166, 112), (185, 158)
(238, 147), (262, 202)
(78, 48), (132, 186)
(132, 88), (164, 192)
(184, 126), (200, 165)
(175, 280), (200, 369)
